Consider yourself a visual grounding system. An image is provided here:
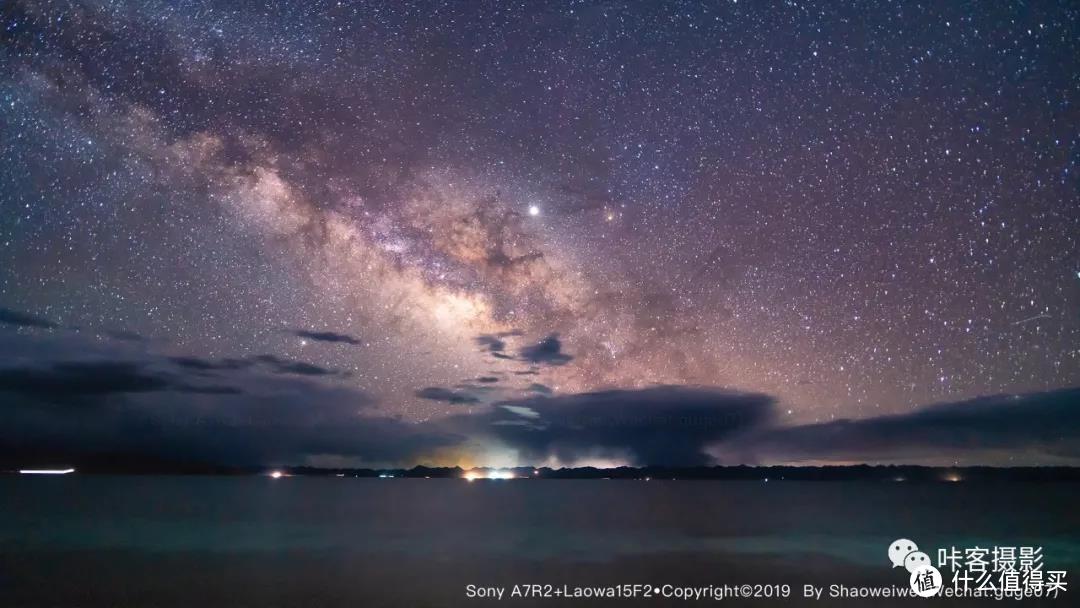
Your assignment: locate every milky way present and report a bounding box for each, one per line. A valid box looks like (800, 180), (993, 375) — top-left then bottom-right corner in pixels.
(1, 0), (1078, 436)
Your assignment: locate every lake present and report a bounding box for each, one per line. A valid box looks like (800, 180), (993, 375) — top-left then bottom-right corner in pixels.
(1, 477), (1077, 606)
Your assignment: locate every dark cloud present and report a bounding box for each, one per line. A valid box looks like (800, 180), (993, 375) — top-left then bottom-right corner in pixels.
(475, 376), (500, 383)
(0, 309), (144, 342)
(527, 383), (552, 395)
(0, 361), (171, 401)
(251, 354), (342, 377)
(0, 386), (458, 470)
(180, 385), (244, 396)
(0, 359), (245, 407)
(0, 330), (455, 468)
(0, 343), (458, 468)
(444, 386), (775, 466)
(0, 307), (57, 329)
(474, 330), (523, 355)
(475, 335), (506, 353)
(518, 334), (573, 366)
(735, 387), (1080, 464)
(437, 385), (1080, 466)
(167, 354), (343, 377)
(415, 386), (481, 404)
(168, 356), (252, 372)
(293, 329), (362, 346)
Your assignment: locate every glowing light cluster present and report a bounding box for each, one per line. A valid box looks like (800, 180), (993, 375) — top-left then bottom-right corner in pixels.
(463, 470), (516, 481)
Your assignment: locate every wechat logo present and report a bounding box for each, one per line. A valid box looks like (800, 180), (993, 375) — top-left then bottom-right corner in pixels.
(888, 538), (942, 598)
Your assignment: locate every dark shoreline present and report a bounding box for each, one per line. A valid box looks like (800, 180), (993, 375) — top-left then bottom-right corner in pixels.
(5, 462), (1080, 481)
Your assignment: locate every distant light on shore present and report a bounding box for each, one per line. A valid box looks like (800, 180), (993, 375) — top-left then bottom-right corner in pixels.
(463, 470), (515, 481)
(19, 468), (75, 475)
(269, 470), (284, 479)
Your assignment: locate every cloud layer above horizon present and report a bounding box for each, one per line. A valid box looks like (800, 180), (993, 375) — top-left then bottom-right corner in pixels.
(1, 324), (1076, 469)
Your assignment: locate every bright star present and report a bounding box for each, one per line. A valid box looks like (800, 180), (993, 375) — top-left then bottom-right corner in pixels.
(528, 205), (540, 216)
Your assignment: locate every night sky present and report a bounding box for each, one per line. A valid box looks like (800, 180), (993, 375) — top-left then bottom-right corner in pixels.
(1, 1), (1078, 468)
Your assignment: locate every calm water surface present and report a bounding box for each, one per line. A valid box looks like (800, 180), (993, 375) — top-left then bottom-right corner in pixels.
(1, 477), (1077, 606)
